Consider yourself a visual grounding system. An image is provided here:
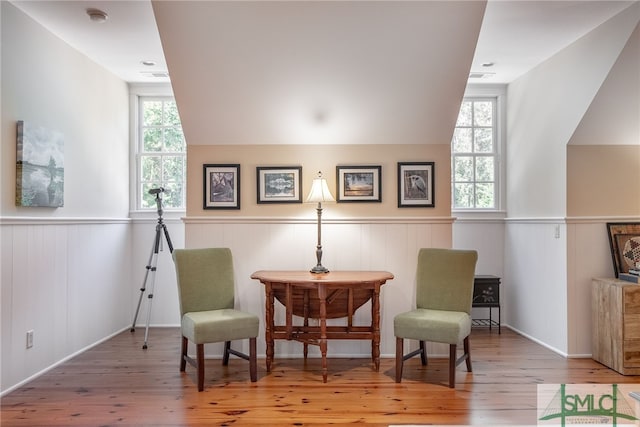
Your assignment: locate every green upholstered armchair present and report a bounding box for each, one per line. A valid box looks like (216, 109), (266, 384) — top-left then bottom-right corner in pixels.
(172, 248), (259, 391)
(394, 248), (478, 388)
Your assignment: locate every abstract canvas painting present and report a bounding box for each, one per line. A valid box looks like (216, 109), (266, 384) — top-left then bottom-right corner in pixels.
(16, 120), (65, 207)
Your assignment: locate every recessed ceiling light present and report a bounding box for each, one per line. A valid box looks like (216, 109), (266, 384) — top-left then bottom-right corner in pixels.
(141, 60), (156, 67)
(86, 8), (108, 23)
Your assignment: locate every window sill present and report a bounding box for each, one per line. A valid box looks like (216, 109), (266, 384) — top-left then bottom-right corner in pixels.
(452, 210), (507, 222)
(129, 210), (185, 221)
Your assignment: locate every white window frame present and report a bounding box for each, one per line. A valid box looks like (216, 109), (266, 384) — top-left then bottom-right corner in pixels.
(129, 84), (186, 215)
(452, 84), (506, 214)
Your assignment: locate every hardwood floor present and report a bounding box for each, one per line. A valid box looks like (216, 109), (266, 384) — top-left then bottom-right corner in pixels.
(1, 327), (636, 426)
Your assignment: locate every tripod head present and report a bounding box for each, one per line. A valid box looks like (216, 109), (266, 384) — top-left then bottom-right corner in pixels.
(149, 187), (165, 219)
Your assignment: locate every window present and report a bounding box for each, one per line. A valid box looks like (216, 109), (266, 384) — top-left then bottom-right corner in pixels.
(137, 97), (186, 210)
(451, 98), (498, 209)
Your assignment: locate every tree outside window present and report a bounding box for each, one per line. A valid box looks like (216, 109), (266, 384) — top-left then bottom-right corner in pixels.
(452, 99), (497, 209)
(139, 98), (186, 210)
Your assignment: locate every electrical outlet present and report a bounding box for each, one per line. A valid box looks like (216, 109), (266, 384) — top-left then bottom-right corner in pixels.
(26, 330), (34, 349)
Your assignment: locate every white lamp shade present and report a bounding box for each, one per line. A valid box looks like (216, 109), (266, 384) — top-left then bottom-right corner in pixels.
(306, 176), (335, 203)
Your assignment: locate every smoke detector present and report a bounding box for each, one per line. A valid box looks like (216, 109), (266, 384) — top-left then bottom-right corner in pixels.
(86, 8), (108, 23)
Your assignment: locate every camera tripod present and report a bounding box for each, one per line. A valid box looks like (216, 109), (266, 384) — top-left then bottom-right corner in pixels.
(131, 189), (174, 349)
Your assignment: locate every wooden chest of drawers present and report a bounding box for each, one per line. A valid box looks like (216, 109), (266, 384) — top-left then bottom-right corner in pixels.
(592, 278), (640, 375)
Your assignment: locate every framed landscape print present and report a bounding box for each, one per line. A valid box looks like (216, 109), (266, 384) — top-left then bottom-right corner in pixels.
(203, 164), (240, 209)
(256, 166), (302, 204)
(606, 222), (640, 277)
(16, 120), (65, 207)
(336, 165), (381, 202)
(397, 162), (434, 208)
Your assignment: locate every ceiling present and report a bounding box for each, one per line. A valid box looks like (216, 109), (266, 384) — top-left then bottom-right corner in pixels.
(10, 0), (636, 85)
(152, 1), (485, 145)
(11, 0), (168, 83)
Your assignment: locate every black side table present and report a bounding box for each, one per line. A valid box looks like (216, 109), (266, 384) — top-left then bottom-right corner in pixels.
(472, 275), (501, 333)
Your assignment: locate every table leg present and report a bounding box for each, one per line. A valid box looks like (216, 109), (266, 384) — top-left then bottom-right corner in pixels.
(285, 283), (293, 339)
(303, 289), (309, 359)
(371, 283), (381, 371)
(318, 284), (328, 383)
(265, 283), (274, 373)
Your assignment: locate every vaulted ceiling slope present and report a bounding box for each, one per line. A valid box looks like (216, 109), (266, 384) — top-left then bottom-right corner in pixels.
(152, 1), (486, 146)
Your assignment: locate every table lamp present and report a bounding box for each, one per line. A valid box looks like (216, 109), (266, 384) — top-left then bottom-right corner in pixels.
(306, 171), (335, 274)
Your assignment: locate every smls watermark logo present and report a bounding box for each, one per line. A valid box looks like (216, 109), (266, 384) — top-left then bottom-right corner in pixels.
(538, 384), (639, 426)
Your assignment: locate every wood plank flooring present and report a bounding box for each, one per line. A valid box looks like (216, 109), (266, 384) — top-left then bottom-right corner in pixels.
(1, 327), (636, 426)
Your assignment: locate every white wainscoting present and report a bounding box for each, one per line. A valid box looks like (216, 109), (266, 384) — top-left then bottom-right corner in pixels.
(180, 216), (454, 360)
(5, 214), (517, 393)
(129, 217), (185, 330)
(504, 219), (569, 355)
(1, 218), (132, 394)
(453, 215), (506, 329)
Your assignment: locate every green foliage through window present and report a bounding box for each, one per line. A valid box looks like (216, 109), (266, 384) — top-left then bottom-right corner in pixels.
(139, 98), (186, 210)
(451, 99), (497, 209)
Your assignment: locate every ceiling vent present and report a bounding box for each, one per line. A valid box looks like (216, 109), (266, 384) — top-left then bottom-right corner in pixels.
(140, 71), (170, 78)
(468, 72), (495, 79)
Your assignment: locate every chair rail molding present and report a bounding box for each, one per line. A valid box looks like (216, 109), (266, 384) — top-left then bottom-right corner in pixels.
(181, 216), (456, 225)
(0, 217), (131, 225)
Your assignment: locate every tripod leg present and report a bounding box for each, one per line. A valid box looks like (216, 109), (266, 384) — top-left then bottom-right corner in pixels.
(161, 223), (174, 253)
(141, 225), (163, 349)
(138, 224), (173, 346)
(142, 249), (159, 350)
(131, 240), (157, 332)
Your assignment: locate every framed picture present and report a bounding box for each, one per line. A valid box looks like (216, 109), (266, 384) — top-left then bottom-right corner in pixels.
(256, 166), (302, 204)
(16, 121), (65, 207)
(397, 162), (434, 208)
(606, 222), (640, 277)
(203, 164), (240, 209)
(336, 165), (381, 203)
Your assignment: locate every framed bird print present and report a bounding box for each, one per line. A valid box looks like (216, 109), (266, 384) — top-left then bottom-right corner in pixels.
(397, 162), (434, 208)
(203, 164), (240, 209)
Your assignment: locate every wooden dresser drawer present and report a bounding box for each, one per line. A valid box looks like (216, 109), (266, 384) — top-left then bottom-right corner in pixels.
(625, 314), (640, 340)
(625, 287), (640, 314)
(624, 340), (640, 367)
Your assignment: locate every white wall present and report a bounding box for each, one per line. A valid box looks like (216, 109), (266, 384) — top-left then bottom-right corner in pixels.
(567, 20), (640, 148)
(0, 6), (130, 218)
(1, 3), (131, 393)
(506, 4), (638, 219)
(505, 220), (568, 353)
(504, 5), (640, 355)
